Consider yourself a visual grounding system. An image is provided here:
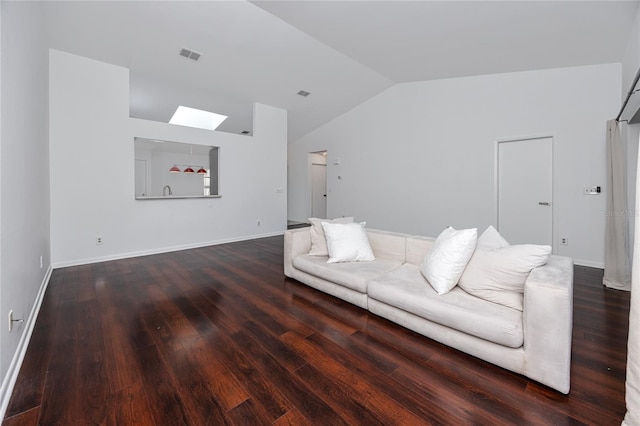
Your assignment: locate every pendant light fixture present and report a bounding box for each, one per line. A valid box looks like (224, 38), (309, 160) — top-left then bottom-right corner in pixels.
(168, 145), (206, 174)
(169, 164), (207, 174)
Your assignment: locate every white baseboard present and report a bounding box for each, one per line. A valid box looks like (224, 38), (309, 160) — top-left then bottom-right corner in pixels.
(52, 231), (285, 268)
(0, 265), (53, 421)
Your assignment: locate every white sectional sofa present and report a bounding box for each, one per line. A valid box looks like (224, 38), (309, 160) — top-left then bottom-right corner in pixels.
(284, 227), (574, 394)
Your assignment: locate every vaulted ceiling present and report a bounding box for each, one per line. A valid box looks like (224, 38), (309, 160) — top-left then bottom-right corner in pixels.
(41, 1), (638, 141)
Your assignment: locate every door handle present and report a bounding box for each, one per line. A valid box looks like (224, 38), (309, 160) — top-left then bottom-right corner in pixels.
(538, 202), (550, 206)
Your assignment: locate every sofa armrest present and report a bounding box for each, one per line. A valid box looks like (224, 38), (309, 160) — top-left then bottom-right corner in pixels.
(284, 227), (312, 277)
(523, 255), (574, 394)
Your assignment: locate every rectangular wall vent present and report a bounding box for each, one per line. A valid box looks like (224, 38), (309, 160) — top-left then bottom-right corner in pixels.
(179, 48), (201, 62)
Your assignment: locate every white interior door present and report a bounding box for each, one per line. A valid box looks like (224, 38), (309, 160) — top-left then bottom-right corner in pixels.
(311, 163), (327, 218)
(498, 137), (553, 245)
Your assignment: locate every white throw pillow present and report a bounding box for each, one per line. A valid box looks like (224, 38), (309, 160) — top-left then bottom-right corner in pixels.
(458, 244), (552, 311)
(421, 227), (478, 295)
(321, 222), (375, 263)
(477, 225), (510, 251)
(308, 217), (354, 256)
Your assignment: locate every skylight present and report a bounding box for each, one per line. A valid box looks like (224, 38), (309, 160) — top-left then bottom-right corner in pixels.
(169, 106), (228, 131)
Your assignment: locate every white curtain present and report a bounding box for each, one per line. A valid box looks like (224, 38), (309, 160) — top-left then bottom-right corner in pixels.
(604, 119), (632, 290)
(623, 127), (640, 425)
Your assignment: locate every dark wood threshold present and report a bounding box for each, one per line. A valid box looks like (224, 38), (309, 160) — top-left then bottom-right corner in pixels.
(287, 220), (310, 230)
(2, 236), (630, 425)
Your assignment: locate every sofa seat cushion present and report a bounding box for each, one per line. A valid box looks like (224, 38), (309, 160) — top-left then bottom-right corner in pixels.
(293, 255), (402, 293)
(367, 264), (524, 348)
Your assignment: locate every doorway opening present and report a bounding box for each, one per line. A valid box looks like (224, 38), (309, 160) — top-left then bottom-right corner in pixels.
(309, 151), (327, 219)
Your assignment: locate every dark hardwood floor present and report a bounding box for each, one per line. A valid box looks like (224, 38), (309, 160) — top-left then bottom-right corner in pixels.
(2, 236), (630, 425)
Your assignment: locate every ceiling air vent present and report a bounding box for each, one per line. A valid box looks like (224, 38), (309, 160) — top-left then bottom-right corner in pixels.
(179, 48), (201, 62)
(297, 90), (310, 97)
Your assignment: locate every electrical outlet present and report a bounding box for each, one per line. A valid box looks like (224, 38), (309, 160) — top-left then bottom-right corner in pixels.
(8, 310), (23, 332)
(257, 220), (261, 227)
(560, 237), (568, 246)
(96, 236), (103, 245)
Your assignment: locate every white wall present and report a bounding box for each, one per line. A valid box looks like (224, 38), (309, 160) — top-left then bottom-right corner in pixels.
(50, 50), (287, 267)
(623, 5), (640, 100)
(623, 5), (640, 252)
(0, 1), (51, 416)
(289, 64), (621, 267)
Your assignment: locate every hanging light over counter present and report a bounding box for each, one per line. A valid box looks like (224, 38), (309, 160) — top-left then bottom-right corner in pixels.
(169, 164), (206, 174)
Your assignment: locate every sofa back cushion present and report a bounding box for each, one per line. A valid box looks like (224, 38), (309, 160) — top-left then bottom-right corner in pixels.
(406, 236), (435, 266)
(366, 229), (408, 263)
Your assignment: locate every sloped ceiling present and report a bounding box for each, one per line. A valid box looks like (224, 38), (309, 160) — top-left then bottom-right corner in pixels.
(41, 1), (638, 141)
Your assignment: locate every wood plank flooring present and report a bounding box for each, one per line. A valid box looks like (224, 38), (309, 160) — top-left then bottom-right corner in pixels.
(2, 236), (631, 425)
